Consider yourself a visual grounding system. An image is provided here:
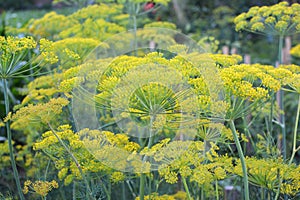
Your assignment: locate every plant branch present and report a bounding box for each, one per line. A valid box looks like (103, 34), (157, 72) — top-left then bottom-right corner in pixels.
(2, 79), (25, 200)
(288, 94), (300, 165)
(229, 120), (249, 200)
(47, 123), (94, 200)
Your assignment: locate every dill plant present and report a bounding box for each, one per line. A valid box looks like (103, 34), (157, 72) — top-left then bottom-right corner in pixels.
(2, 2), (300, 200)
(0, 36), (57, 200)
(234, 1), (300, 162)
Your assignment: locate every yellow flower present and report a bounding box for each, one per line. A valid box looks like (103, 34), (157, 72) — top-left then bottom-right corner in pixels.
(7, 97), (69, 129)
(22, 180), (58, 197)
(251, 22), (265, 31)
(234, 2), (300, 35)
(110, 171), (126, 183)
(290, 44), (300, 58)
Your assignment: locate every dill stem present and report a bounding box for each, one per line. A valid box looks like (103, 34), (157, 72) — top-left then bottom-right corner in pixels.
(182, 178), (192, 200)
(288, 94), (300, 165)
(229, 120), (249, 200)
(3, 79), (25, 200)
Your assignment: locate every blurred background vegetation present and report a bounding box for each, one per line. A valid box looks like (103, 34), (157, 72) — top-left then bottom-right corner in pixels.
(0, 1), (300, 199)
(1, 0), (300, 63)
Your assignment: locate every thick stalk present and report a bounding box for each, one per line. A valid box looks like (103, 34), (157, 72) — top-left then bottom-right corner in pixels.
(201, 140), (208, 199)
(128, 2), (138, 56)
(288, 94), (300, 165)
(148, 175), (152, 199)
(215, 181), (219, 200)
(269, 92), (274, 135)
(122, 182), (126, 200)
(139, 116), (155, 200)
(139, 174), (146, 200)
(278, 36), (283, 64)
(229, 120), (249, 200)
(277, 35), (286, 160)
(3, 79), (25, 200)
(182, 178), (192, 200)
(47, 123), (94, 200)
(261, 187), (265, 200)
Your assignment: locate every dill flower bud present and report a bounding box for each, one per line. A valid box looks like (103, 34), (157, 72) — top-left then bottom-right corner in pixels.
(234, 2), (300, 35)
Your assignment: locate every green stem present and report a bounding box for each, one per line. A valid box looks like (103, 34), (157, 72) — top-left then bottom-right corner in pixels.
(2, 79), (25, 200)
(278, 35), (287, 160)
(73, 182), (76, 200)
(139, 174), (146, 200)
(201, 185), (204, 200)
(279, 89), (286, 160)
(108, 181), (112, 200)
(47, 123), (94, 200)
(182, 178), (192, 200)
(148, 175), (152, 199)
(122, 182), (126, 200)
(261, 186), (265, 200)
(215, 181), (219, 200)
(288, 94), (300, 165)
(139, 116), (155, 200)
(128, 2), (138, 56)
(229, 120), (249, 200)
(278, 36), (283, 65)
(274, 168), (281, 200)
(242, 114), (255, 154)
(270, 92), (274, 135)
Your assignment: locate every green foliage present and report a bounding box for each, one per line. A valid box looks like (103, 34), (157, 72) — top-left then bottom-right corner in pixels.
(0, 1), (300, 200)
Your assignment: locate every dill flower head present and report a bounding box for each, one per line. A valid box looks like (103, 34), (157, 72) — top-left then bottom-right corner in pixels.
(234, 157), (300, 195)
(220, 63), (289, 101)
(27, 11), (78, 40)
(110, 171), (126, 184)
(23, 180), (58, 197)
(234, 2), (300, 35)
(290, 44), (300, 58)
(6, 97), (69, 130)
(0, 36), (58, 79)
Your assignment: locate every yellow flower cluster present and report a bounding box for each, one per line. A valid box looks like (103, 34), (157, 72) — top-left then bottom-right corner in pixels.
(6, 97), (69, 130)
(0, 36), (36, 53)
(9, 4), (126, 41)
(39, 38), (59, 64)
(234, 157), (300, 195)
(32, 125), (88, 185)
(156, 140), (205, 180)
(0, 36), (58, 79)
(33, 125), (141, 185)
(17, 72), (63, 107)
(197, 122), (248, 144)
(290, 44), (300, 58)
(110, 171), (126, 184)
(144, 21), (177, 30)
(278, 64), (300, 93)
(209, 53), (242, 67)
(135, 191), (190, 200)
(129, 0), (169, 5)
(68, 4), (123, 21)
(197, 36), (220, 53)
(52, 37), (104, 69)
(59, 18), (126, 41)
(23, 180), (58, 197)
(220, 64), (282, 100)
(28, 12), (78, 40)
(0, 141), (11, 168)
(234, 2), (300, 35)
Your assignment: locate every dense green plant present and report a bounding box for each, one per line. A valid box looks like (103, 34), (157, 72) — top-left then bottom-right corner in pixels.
(0, 1), (300, 200)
